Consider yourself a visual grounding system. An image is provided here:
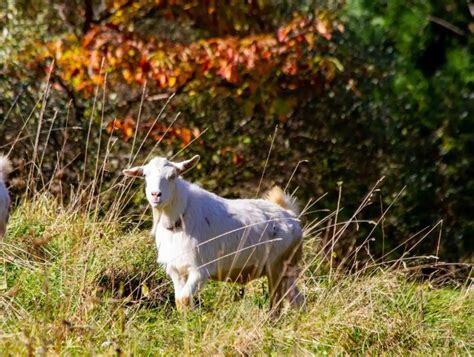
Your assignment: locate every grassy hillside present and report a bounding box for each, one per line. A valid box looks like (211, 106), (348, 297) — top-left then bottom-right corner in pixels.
(1, 194), (472, 355)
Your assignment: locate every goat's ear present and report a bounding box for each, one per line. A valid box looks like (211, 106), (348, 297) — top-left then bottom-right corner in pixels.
(122, 166), (145, 177)
(175, 155), (200, 175)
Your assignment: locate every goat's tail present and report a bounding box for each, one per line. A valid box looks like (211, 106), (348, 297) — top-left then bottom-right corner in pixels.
(264, 186), (299, 215)
(0, 155), (12, 181)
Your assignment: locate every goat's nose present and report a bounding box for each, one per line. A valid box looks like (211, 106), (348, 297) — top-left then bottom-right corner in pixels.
(151, 191), (162, 198)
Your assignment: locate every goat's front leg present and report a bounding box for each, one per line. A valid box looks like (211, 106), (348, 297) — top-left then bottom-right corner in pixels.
(175, 269), (206, 312)
(166, 266), (186, 306)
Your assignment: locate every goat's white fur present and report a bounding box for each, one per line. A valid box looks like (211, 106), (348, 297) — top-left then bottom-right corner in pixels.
(0, 155), (12, 239)
(123, 156), (303, 312)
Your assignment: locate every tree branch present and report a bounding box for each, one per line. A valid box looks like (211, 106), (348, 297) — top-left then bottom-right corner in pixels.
(427, 15), (465, 36)
(82, 0), (94, 34)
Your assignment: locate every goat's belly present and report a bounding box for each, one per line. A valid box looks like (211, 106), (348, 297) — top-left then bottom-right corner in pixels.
(208, 263), (265, 283)
(205, 250), (266, 283)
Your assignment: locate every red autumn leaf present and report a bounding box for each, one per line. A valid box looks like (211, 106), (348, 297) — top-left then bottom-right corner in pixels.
(232, 152), (243, 166)
(282, 59), (298, 75)
(139, 57), (151, 72)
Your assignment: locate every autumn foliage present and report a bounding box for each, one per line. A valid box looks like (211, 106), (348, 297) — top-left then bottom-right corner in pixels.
(106, 116), (198, 145)
(47, 15), (339, 93)
(21, 1), (346, 141)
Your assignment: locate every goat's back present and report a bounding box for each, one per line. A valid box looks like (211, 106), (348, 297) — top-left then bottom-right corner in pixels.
(184, 185), (302, 281)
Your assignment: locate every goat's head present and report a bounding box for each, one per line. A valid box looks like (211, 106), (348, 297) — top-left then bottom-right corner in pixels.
(122, 155), (200, 208)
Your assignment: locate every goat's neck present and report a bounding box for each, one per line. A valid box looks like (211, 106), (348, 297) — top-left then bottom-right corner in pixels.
(159, 179), (188, 228)
(150, 207), (161, 236)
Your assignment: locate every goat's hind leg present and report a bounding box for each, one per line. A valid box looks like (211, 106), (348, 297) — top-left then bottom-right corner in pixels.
(266, 259), (304, 315)
(283, 241), (304, 308)
(282, 266), (304, 308)
(266, 264), (285, 316)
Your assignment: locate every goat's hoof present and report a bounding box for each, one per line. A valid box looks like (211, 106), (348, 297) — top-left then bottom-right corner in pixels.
(175, 296), (192, 312)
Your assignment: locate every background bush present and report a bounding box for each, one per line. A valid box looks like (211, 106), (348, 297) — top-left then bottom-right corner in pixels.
(0, 0), (472, 262)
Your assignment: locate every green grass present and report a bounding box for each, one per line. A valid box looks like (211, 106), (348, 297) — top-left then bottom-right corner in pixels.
(1, 195), (473, 355)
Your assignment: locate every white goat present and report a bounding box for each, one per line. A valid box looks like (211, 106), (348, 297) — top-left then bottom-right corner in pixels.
(0, 155), (12, 239)
(123, 155), (303, 312)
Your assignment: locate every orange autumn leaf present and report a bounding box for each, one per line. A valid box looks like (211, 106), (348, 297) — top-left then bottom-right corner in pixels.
(122, 121), (135, 141)
(168, 76), (177, 87)
(106, 117), (135, 141)
(106, 118), (123, 134)
(122, 69), (133, 82)
(316, 20), (332, 40)
(179, 128), (192, 145)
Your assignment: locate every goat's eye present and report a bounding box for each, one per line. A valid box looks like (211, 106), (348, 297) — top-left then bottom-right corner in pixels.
(169, 173), (177, 180)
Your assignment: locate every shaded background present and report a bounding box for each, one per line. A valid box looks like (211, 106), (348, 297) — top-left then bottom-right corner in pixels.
(0, 0), (472, 263)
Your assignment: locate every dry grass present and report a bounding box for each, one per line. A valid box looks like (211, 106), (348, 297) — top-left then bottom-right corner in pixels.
(0, 194), (472, 355)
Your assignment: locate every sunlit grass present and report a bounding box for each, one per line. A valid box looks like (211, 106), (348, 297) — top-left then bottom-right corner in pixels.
(1, 195), (472, 355)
